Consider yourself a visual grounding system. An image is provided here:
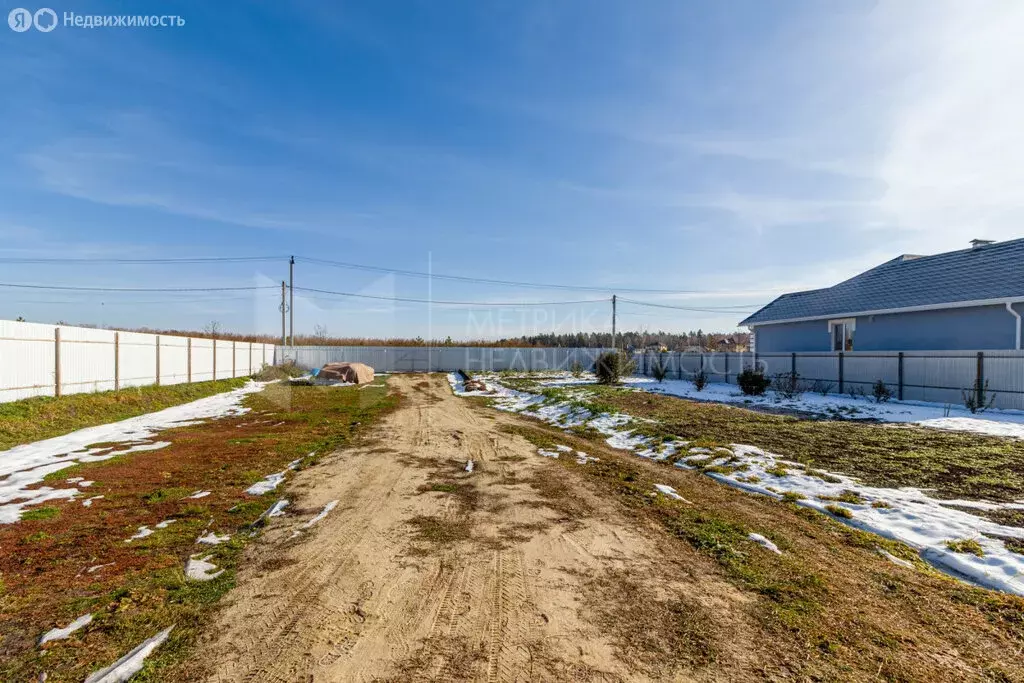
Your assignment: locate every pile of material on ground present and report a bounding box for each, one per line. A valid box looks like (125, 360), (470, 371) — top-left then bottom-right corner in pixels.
(250, 363), (306, 381)
(463, 378), (490, 392)
(455, 369), (493, 394)
(318, 362), (375, 384)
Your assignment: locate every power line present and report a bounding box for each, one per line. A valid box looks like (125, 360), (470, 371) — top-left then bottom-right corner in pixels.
(0, 252), (787, 297)
(294, 256), (786, 295)
(618, 297), (759, 314)
(3, 296), (262, 305)
(293, 286), (606, 308)
(0, 256), (284, 264)
(0, 283), (278, 293)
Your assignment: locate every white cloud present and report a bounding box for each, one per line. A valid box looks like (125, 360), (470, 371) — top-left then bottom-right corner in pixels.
(872, 1), (1024, 250)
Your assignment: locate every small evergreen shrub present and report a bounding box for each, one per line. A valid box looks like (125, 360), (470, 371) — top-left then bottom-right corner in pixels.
(569, 360), (584, 378)
(650, 354), (669, 383)
(595, 351), (636, 385)
(737, 368), (770, 396)
(692, 368), (709, 391)
(871, 379), (892, 403)
(962, 380), (997, 414)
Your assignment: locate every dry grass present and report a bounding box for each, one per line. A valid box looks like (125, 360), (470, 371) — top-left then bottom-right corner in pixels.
(0, 378), (250, 451)
(582, 570), (719, 676)
(0, 378), (399, 682)
(494, 415), (1024, 682)
(579, 385), (1024, 503)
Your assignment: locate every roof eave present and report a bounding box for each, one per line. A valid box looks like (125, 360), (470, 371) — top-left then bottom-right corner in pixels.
(742, 295), (1024, 327)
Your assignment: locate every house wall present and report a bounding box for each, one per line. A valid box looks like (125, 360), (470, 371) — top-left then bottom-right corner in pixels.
(750, 319), (829, 352)
(752, 303), (1024, 352)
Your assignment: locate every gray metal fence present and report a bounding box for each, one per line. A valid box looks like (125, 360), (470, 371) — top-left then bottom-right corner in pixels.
(277, 345), (1024, 411)
(635, 350), (1024, 411)
(280, 345), (617, 374)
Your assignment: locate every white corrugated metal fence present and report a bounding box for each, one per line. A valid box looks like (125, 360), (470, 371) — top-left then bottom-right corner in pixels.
(0, 320), (274, 403)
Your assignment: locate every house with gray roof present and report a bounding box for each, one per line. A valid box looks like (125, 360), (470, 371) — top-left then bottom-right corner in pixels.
(740, 238), (1024, 353)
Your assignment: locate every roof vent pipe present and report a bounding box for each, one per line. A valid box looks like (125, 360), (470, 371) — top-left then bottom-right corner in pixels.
(971, 238), (995, 249)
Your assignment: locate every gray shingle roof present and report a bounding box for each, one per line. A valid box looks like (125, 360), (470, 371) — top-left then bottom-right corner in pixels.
(740, 238), (1024, 326)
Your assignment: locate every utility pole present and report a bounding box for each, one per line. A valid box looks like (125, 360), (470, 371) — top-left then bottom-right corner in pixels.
(280, 281), (287, 349)
(611, 294), (617, 350)
(288, 255), (295, 348)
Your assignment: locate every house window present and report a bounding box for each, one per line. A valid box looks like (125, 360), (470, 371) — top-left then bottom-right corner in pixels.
(829, 319), (855, 351)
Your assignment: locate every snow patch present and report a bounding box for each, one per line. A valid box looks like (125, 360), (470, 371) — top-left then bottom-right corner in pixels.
(125, 519), (174, 542)
(748, 533), (782, 555)
(878, 549), (915, 569)
(465, 460), (474, 473)
(188, 490), (211, 499)
(245, 459), (303, 496)
(39, 613), (92, 645)
(82, 495), (103, 507)
(84, 625), (173, 683)
(197, 532), (230, 545)
(185, 555), (224, 581)
(654, 484), (691, 504)
(245, 471), (286, 496)
(257, 499), (290, 522)
(0, 381), (265, 525)
(302, 500), (338, 528)
(620, 376), (1024, 440)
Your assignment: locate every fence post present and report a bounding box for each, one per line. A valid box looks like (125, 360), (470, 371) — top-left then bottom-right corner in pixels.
(54, 327), (61, 397)
(249, 342), (253, 374)
(232, 341), (237, 378)
(213, 339), (217, 381)
(897, 352), (904, 401)
(155, 335), (161, 386)
(114, 332), (120, 391)
(678, 352), (683, 380)
(838, 352), (845, 393)
(187, 338), (192, 383)
(724, 352), (730, 383)
(791, 352), (796, 376)
(976, 351), (985, 406)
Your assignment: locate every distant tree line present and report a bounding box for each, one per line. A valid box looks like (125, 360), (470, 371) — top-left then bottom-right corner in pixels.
(503, 330), (749, 351)
(21, 319), (747, 350)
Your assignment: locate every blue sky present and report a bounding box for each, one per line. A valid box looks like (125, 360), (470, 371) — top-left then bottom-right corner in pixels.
(1, 1), (1021, 339)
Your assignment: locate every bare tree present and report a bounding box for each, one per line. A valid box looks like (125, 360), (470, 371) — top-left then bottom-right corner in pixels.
(204, 320), (222, 338)
(314, 324), (329, 343)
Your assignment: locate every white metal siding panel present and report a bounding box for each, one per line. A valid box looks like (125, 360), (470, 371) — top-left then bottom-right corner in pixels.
(0, 321), (56, 400)
(215, 342), (233, 380)
(118, 331), (157, 388)
(159, 335), (189, 385)
(59, 326), (116, 395)
(191, 338), (215, 382)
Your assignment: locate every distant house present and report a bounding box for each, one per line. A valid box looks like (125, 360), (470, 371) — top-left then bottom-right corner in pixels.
(643, 342), (669, 353)
(715, 337), (748, 353)
(741, 238), (1024, 353)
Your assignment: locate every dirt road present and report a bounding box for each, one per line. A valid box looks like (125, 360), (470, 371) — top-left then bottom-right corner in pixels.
(200, 375), (741, 681)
